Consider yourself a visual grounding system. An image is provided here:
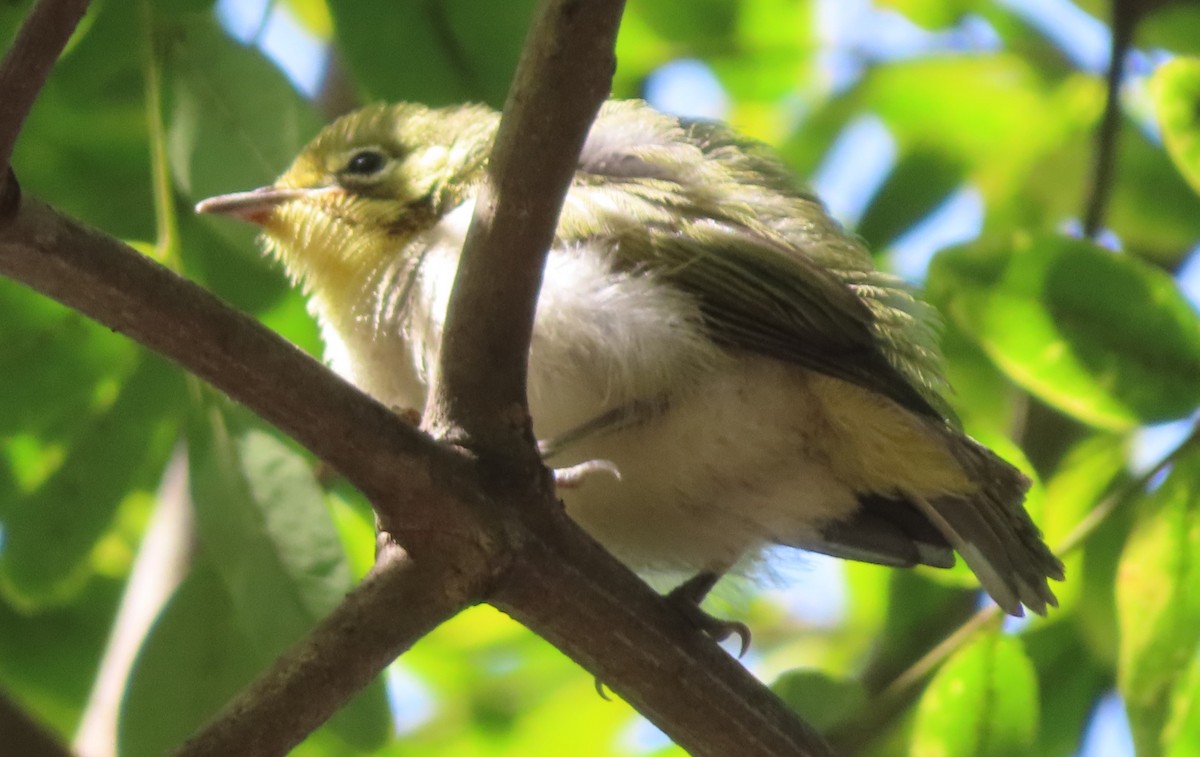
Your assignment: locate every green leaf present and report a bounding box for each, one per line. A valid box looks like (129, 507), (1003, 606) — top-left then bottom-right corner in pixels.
(0, 578), (122, 736)
(187, 396), (390, 749)
(119, 560), (265, 757)
(1165, 649), (1200, 757)
(12, 0), (154, 241)
(859, 149), (963, 248)
(1022, 620), (1110, 757)
(0, 356), (184, 604)
(1152, 56), (1200, 198)
(927, 235), (1200, 429)
(771, 670), (867, 732)
(163, 14), (320, 204)
(910, 630), (1039, 757)
(329, 0), (538, 107)
(1117, 444), (1200, 757)
(1038, 434), (1129, 615)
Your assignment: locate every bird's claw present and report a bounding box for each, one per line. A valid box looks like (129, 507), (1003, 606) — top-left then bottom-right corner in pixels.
(671, 600), (753, 658)
(553, 459), (621, 489)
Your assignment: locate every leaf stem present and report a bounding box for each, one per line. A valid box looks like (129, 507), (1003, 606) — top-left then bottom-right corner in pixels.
(141, 0), (179, 265)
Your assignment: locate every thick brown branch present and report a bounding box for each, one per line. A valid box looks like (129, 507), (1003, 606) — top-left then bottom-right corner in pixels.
(0, 0), (92, 178)
(0, 199), (475, 530)
(426, 0), (623, 456)
(175, 544), (477, 757)
(492, 506), (834, 757)
(0, 690), (75, 757)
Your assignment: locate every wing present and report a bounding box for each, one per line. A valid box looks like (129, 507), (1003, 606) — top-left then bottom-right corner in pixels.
(560, 100), (952, 420)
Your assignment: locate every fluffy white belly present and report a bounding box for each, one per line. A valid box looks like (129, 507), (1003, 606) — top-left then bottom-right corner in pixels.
(544, 357), (857, 572)
(313, 220), (860, 574)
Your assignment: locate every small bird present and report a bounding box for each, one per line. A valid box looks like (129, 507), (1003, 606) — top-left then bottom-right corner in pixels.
(197, 100), (1062, 621)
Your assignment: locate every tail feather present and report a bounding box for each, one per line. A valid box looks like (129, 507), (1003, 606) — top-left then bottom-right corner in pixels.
(919, 438), (1063, 616)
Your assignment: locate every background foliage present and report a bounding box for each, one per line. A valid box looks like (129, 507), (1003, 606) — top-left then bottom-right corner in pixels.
(2, 0), (1200, 755)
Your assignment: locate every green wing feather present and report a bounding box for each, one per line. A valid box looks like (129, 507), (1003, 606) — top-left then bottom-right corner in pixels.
(560, 100), (953, 421)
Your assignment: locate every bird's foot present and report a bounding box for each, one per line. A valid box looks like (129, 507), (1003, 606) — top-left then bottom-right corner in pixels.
(667, 572), (752, 657)
(552, 459), (621, 489)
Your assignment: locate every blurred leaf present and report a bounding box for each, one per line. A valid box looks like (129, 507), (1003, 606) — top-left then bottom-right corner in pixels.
(0, 280), (136, 443)
(1117, 444), (1200, 757)
(910, 630), (1039, 757)
(0, 356), (184, 604)
(772, 670), (867, 732)
(928, 235), (1200, 429)
(857, 569), (978, 693)
(283, 0), (333, 38)
(1142, 5), (1200, 56)
(12, 0), (153, 240)
(1109, 121), (1200, 261)
(1152, 56), (1200, 198)
(634, 0), (738, 48)
(1166, 649), (1200, 757)
(861, 55), (1077, 203)
(1022, 619), (1110, 757)
(875, 0), (976, 28)
(1039, 434), (1129, 614)
(187, 396), (390, 749)
(0, 578), (121, 736)
(859, 150), (963, 247)
(329, 0), (538, 107)
(162, 14), (320, 204)
(119, 560), (264, 757)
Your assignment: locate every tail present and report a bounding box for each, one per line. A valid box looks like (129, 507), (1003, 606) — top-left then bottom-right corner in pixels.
(913, 437), (1063, 616)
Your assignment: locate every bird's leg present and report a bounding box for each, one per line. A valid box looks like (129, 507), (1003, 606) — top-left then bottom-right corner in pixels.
(538, 396), (669, 459)
(667, 571), (752, 657)
(540, 396), (669, 489)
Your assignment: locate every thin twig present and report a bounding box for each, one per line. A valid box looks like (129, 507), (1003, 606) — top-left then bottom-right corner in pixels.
(425, 0), (622, 458)
(174, 544), (477, 757)
(1082, 0), (1141, 238)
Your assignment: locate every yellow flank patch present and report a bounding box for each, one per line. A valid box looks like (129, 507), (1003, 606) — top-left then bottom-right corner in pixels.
(811, 375), (974, 497)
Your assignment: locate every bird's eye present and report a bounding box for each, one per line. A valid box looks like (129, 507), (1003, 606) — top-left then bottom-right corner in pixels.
(343, 150), (387, 176)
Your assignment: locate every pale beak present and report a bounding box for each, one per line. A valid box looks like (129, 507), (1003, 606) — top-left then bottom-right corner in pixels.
(195, 186), (315, 226)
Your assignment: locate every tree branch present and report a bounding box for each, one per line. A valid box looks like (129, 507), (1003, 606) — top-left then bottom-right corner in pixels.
(174, 544), (475, 757)
(426, 0), (622, 458)
(1082, 0), (1142, 238)
(0, 689), (76, 757)
(0, 1), (833, 753)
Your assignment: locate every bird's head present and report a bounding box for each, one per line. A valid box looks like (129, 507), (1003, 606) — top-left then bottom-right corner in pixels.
(197, 102), (499, 294)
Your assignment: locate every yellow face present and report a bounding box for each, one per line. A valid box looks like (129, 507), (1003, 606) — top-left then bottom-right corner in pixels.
(197, 102), (499, 295)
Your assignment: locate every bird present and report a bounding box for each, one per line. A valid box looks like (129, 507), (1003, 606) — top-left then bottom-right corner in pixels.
(196, 99), (1063, 627)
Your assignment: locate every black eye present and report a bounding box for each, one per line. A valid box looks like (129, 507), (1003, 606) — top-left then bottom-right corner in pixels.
(343, 150), (386, 176)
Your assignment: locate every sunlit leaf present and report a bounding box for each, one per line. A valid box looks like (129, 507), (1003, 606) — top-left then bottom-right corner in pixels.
(910, 630), (1039, 757)
(1165, 649), (1200, 757)
(1152, 56), (1200, 198)
(1117, 444), (1200, 757)
(0, 356), (183, 604)
(928, 235), (1200, 429)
